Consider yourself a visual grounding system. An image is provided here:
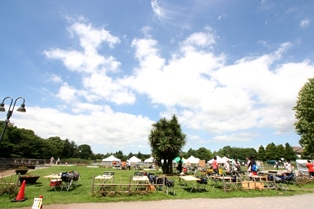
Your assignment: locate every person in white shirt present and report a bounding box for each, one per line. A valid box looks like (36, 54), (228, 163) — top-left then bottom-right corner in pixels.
(232, 158), (240, 172)
(224, 161), (230, 172)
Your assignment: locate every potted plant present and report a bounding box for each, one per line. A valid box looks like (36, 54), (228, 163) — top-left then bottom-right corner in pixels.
(19, 175), (40, 184)
(15, 166), (29, 175)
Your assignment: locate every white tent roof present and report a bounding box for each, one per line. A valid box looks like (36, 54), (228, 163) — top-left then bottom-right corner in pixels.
(102, 155), (121, 162)
(128, 156), (142, 163)
(207, 155), (227, 164)
(144, 156), (154, 163)
(222, 156), (232, 161)
(186, 155), (200, 164)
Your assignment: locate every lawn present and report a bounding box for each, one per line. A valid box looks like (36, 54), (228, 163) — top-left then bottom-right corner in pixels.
(0, 165), (314, 209)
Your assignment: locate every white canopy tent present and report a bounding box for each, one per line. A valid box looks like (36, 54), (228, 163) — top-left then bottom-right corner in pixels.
(128, 156), (142, 164)
(102, 155), (121, 166)
(144, 156), (154, 163)
(207, 156), (227, 164)
(186, 155), (200, 164)
(222, 156), (232, 162)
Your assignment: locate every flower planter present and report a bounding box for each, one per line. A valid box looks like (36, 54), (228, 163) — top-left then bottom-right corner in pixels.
(15, 169), (28, 175)
(19, 175), (40, 184)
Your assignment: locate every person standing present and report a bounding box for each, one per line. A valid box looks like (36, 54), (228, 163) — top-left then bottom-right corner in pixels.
(177, 157), (183, 173)
(50, 157), (54, 165)
(247, 156), (257, 176)
(284, 160), (292, 173)
(212, 156), (219, 175)
(306, 160), (314, 178)
(126, 160), (131, 170)
(232, 158), (240, 172)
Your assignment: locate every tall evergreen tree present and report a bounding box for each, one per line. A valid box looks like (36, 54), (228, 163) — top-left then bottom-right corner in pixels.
(277, 144), (285, 160)
(285, 143), (297, 161)
(265, 143), (278, 160)
(257, 145), (266, 161)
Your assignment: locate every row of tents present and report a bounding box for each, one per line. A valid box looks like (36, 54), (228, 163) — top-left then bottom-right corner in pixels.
(101, 155), (232, 166)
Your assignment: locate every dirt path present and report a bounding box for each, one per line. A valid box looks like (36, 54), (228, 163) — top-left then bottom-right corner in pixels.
(0, 169), (16, 177)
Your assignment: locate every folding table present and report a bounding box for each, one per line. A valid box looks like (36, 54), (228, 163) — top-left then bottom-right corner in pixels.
(178, 175), (201, 192)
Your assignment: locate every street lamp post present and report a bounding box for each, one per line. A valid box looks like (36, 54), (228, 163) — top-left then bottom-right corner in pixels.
(0, 96), (26, 143)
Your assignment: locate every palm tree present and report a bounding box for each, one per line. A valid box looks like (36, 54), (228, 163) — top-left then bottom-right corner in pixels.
(148, 115), (186, 173)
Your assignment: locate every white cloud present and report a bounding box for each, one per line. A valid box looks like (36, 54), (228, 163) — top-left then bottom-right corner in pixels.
(214, 132), (257, 142)
(43, 22), (121, 74)
(300, 19), (310, 28)
(47, 74), (63, 84)
(56, 83), (78, 104)
(82, 72), (136, 105)
(35, 17), (314, 153)
(218, 13), (227, 20)
(13, 106), (154, 154)
(151, 0), (165, 19)
(43, 21), (133, 106)
(128, 31), (314, 136)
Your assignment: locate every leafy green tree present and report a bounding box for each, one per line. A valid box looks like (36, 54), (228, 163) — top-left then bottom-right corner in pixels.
(136, 151), (144, 161)
(218, 146), (234, 158)
(78, 144), (93, 159)
(46, 136), (64, 158)
(114, 150), (124, 161)
(195, 147), (212, 161)
(257, 146), (266, 161)
(62, 139), (77, 159)
(127, 152), (134, 159)
(293, 77), (314, 157)
(148, 115), (186, 174)
(242, 148), (257, 160)
(265, 143), (278, 160)
(94, 153), (105, 160)
(285, 143), (297, 161)
(186, 148), (197, 158)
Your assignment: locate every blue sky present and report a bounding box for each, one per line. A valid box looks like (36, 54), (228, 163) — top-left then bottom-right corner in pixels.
(1, 0), (314, 155)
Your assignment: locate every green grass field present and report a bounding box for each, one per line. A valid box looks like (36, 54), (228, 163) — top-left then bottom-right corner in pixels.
(1, 165), (314, 209)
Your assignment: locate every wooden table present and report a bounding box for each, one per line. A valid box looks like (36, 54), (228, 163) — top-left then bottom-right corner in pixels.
(133, 176), (150, 191)
(178, 175), (201, 192)
(92, 174), (115, 193)
(95, 175), (114, 184)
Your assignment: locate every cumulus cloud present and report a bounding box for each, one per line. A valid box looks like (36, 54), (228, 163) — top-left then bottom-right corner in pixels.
(21, 17), (314, 153)
(127, 29), (314, 137)
(13, 106), (154, 153)
(43, 20), (133, 106)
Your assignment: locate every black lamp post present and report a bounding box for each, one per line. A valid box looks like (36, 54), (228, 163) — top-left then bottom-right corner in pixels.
(0, 96), (26, 143)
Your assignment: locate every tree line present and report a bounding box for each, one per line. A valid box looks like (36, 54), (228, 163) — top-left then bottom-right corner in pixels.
(0, 121), (297, 163)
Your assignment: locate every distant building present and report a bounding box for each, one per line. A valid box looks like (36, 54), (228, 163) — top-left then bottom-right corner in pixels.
(292, 146), (304, 158)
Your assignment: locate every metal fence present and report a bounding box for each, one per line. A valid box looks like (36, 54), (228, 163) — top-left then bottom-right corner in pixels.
(0, 158), (48, 171)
